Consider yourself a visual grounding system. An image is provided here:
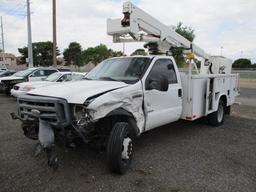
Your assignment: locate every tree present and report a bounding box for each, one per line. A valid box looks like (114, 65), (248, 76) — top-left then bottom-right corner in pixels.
(131, 49), (147, 56)
(63, 42), (83, 66)
(170, 22), (196, 67)
(18, 41), (60, 66)
(175, 22), (195, 42)
(82, 44), (123, 64)
(18, 47), (28, 64)
(109, 49), (123, 57)
(232, 58), (252, 68)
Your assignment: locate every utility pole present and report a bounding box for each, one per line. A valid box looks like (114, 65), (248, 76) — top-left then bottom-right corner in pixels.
(1, 16), (5, 65)
(26, 0), (33, 67)
(52, 0), (57, 67)
(122, 42), (125, 55)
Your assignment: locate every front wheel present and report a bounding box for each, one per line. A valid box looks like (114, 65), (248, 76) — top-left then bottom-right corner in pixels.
(107, 122), (134, 174)
(207, 100), (225, 126)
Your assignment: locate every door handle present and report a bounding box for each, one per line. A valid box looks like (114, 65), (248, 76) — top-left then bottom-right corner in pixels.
(178, 89), (182, 97)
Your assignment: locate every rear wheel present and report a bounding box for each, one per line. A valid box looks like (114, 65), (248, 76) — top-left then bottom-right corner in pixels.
(207, 100), (225, 126)
(107, 122), (134, 174)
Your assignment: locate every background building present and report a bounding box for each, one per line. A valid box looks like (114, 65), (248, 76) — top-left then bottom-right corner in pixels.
(0, 53), (17, 68)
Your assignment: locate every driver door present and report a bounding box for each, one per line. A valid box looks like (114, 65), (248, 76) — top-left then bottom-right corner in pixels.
(143, 58), (182, 131)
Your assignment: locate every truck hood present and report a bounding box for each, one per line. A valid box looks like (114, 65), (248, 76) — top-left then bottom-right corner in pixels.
(27, 80), (128, 104)
(0, 76), (23, 82)
(18, 81), (53, 89)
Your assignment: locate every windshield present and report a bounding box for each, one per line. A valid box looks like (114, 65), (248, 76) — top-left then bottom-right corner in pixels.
(45, 72), (62, 82)
(13, 68), (35, 77)
(86, 57), (151, 83)
(71, 73), (85, 81)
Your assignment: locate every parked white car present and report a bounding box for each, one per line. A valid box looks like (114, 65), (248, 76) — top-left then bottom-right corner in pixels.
(11, 72), (85, 97)
(0, 67), (59, 94)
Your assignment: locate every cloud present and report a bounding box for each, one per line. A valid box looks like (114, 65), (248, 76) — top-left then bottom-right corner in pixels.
(138, 0), (256, 61)
(0, 0), (255, 62)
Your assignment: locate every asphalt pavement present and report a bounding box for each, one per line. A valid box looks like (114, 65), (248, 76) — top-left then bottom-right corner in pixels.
(0, 88), (256, 192)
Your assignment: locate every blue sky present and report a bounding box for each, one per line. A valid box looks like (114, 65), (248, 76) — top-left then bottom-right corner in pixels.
(0, 0), (255, 63)
(0, 1), (26, 17)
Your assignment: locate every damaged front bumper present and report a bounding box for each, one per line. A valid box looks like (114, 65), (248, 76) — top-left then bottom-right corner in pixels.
(12, 94), (101, 170)
(11, 112), (63, 170)
(12, 95), (74, 170)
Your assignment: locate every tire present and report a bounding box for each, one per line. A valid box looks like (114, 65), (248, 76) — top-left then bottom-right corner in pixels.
(207, 100), (225, 126)
(107, 122), (134, 174)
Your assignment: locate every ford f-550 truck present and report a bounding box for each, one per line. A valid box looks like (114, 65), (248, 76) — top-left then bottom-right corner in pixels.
(12, 2), (239, 174)
(13, 55), (239, 173)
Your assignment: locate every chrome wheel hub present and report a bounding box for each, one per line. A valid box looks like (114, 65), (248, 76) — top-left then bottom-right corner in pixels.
(122, 137), (132, 160)
(217, 104), (224, 122)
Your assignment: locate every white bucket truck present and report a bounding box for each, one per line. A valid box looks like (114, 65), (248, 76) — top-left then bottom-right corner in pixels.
(12, 2), (239, 174)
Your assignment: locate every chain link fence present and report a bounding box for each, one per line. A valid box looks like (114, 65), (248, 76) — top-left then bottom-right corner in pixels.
(233, 70), (256, 88)
(233, 70), (256, 81)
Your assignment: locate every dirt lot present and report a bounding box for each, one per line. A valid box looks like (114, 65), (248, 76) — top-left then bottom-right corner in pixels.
(0, 88), (256, 192)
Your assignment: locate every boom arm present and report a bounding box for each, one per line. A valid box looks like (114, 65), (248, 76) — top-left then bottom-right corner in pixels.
(107, 1), (209, 59)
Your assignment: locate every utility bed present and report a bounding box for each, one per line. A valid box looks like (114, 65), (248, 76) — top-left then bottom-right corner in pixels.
(180, 73), (240, 121)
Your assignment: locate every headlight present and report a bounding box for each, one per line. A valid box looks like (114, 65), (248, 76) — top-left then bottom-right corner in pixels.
(73, 105), (92, 126)
(73, 105), (87, 121)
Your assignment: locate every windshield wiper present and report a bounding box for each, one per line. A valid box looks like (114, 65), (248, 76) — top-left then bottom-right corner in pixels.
(99, 77), (119, 81)
(83, 77), (92, 80)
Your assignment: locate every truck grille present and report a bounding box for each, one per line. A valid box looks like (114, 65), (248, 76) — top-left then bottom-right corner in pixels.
(17, 95), (71, 127)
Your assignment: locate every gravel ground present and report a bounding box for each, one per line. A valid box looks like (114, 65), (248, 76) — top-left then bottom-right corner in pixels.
(0, 88), (256, 192)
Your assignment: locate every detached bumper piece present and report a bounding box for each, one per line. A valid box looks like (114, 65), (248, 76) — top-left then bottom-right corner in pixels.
(35, 120), (59, 171)
(14, 95), (73, 171)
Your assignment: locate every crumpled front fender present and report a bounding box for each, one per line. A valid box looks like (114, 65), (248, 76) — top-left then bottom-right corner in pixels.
(87, 82), (145, 133)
